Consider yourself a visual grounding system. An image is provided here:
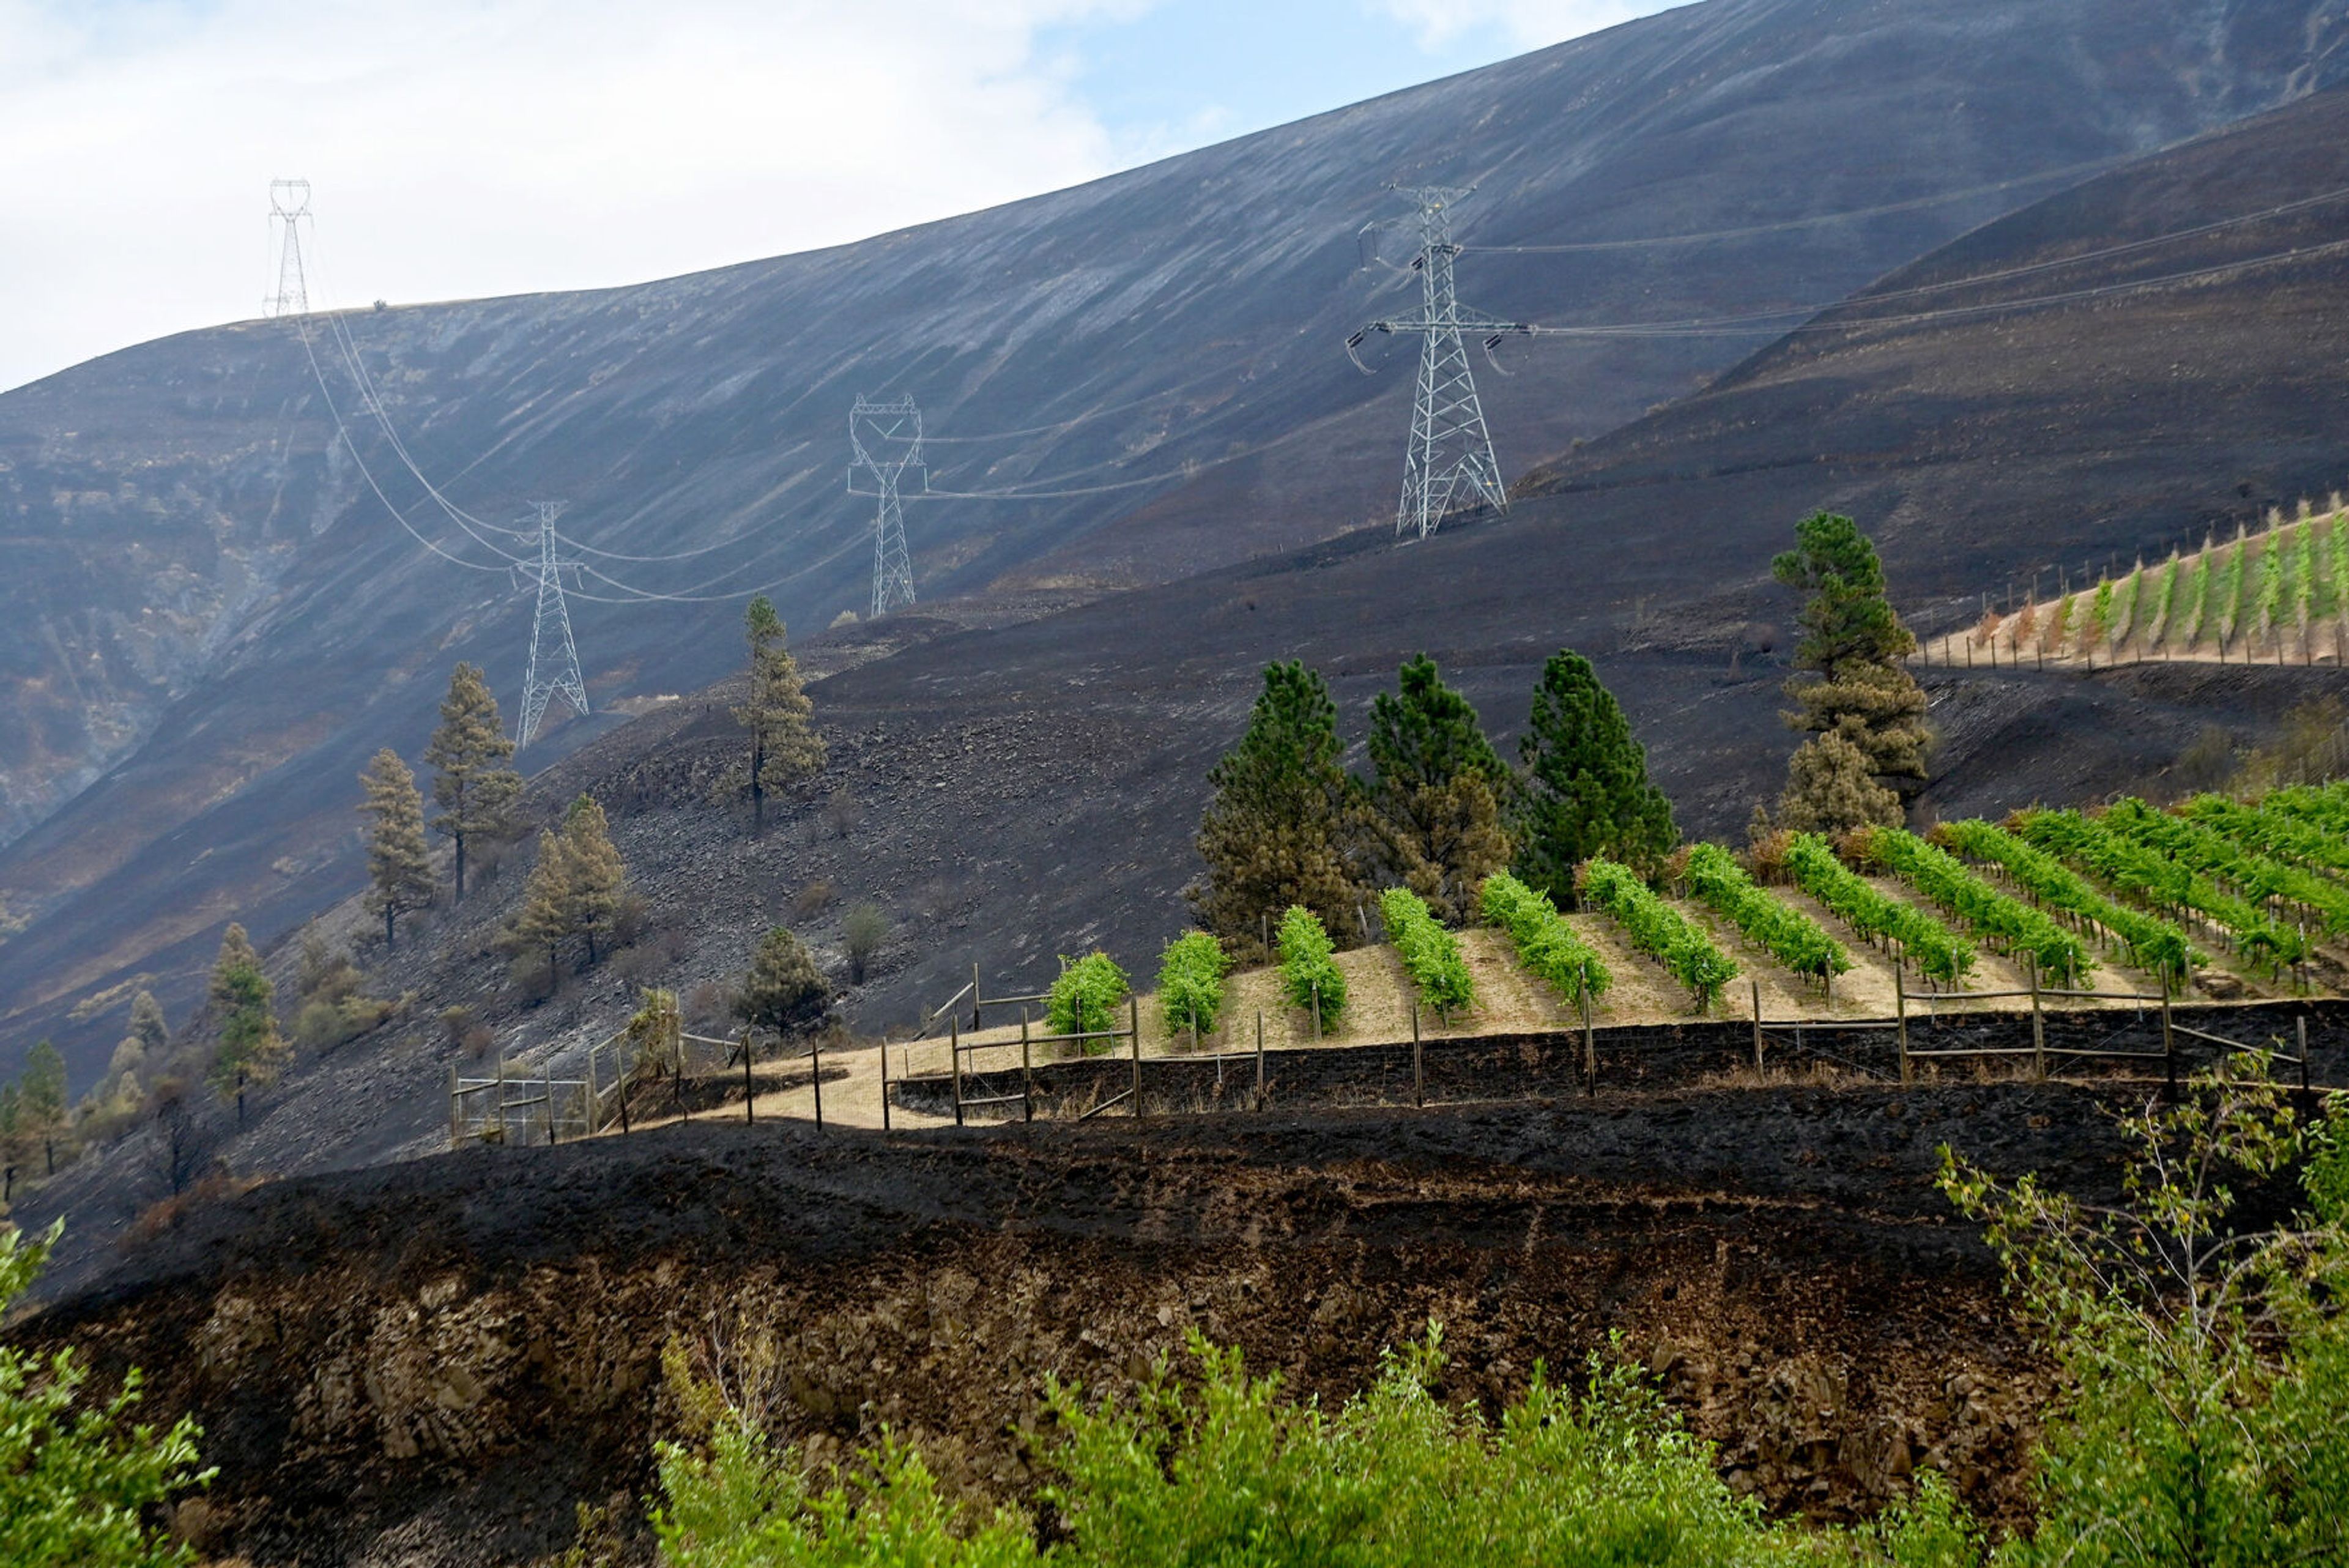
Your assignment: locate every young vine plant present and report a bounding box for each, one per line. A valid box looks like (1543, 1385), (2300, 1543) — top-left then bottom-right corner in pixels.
(1861, 827), (2091, 982)
(2015, 809), (2309, 973)
(1578, 858), (1737, 1011)
(1681, 844), (1849, 982)
(1379, 887), (1475, 1017)
(1783, 833), (1975, 984)
(1277, 905), (1346, 1030)
(1156, 931), (1230, 1037)
(1939, 820), (2195, 984)
(1480, 872), (1611, 1006)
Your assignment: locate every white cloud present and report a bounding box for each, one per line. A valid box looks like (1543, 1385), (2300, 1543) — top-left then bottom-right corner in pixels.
(1371, 0), (1678, 50)
(0, 1), (1140, 391)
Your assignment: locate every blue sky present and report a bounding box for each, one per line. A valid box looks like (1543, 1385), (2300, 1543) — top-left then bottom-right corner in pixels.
(0, 1), (1675, 391)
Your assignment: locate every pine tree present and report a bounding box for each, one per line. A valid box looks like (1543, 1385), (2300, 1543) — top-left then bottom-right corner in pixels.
(560, 795), (629, 965)
(1770, 512), (1929, 800)
(358, 748), (436, 946)
(1515, 650), (1679, 899)
(126, 989), (168, 1057)
(1776, 732), (1903, 834)
(19, 1041), (67, 1176)
(719, 597), (826, 836)
(507, 829), (574, 995)
(1361, 654), (1514, 923)
(207, 926), (283, 1125)
(425, 663), (522, 901)
(734, 926), (829, 1038)
(0, 1083), (20, 1201)
(1188, 661), (1365, 962)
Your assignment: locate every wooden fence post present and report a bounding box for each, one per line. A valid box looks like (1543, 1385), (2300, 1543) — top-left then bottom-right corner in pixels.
(544, 1067), (557, 1146)
(448, 1065), (461, 1151)
(2299, 1015), (2312, 1094)
(2161, 987), (2176, 1101)
(1895, 974), (1911, 1087)
(1750, 981), (1764, 1075)
(951, 1016), (965, 1128)
(1579, 964), (1595, 1096)
(742, 1028), (755, 1125)
(1412, 1000), (1423, 1109)
(495, 1055), (508, 1145)
(1310, 982), (1321, 1045)
(1255, 1009), (1266, 1109)
(880, 1031), (892, 1132)
(1022, 1011), (1034, 1123)
(2029, 957), (2046, 1081)
(1130, 995), (1143, 1121)
(584, 1043), (599, 1135)
(973, 960), (983, 1033)
(812, 1036), (824, 1130)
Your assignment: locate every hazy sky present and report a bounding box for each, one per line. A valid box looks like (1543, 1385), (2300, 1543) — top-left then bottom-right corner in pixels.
(0, 1), (1677, 393)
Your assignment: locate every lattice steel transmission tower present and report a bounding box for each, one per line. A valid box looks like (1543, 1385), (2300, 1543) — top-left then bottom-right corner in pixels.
(516, 502), (590, 747)
(1348, 186), (1529, 540)
(265, 179), (313, 318)
(847, 395), (925, 618)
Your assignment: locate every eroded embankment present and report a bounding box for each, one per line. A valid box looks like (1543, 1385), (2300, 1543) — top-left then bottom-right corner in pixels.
(19, 1085), (2143, 1567)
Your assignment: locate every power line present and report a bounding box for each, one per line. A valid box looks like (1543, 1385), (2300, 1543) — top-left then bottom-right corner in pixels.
(848, 395), (923, 618)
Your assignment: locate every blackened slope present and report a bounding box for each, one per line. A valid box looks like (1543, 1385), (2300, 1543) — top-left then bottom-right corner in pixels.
(7, 0), (2349, 1078)
(1519, 82), (2349, 615)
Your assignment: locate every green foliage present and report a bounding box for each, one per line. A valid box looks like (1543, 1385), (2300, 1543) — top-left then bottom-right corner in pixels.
(2014, 809), (2307, 973)
(2266, 778), (2349, 838)
(2297, 514), (2325, 620)
(1777, 730), (1904, 834)
(423, 661), (521, 900)
(2331, 511), (2349, 622)
(1860, 827), (2091, 981)
(1190, 661), (1364, 962)
(722, 596), (828, 836)
(357, 747), (434, 945)
(1155, 932), (1230, 1036)
(2182, 546), (2213, 645)
(1682, 843), (1850, 980)
(2102, 797), (2349, 937)
(735, 927), (828, 1037)
(1784, 833), (1975, 984)
(1514, 649), (1678, 898)
(1579, 858), (1736, 1010)
(841, 902), (889, 986)
(2147, 553), (2180, 644)
(2177, 792), (2349, 877)
(1276, 905), (1345, 1029)
(2089, 577), (2115, 647)
(0, 1225), (212, 1567)
(1940, 820), (2195, 983)
(1378, 887), (1474, 1016)
(1479, 871), (1611, 1005)
(1048, 953), (1130, 1042)
(2214, 531), (2247, 645)
(1941, 1059), (2349, 1567)
(2254, 522), (2287, 635)
(1770, 510), (1917, 672)
(1362, 654), (1515, 924)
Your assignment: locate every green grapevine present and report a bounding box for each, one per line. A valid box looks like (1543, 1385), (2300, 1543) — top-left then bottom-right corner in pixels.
(1783, 833), (1975, 984)
(1941, 820), (2195, 982)
(2104, 797), (2349, 935)
(1579, 858), (1737, 1009)
(2016, 809), (2309, 972)
(1277, 905), (1346, 1030)
(1863, 827), (2091, 980)
(1682, 843), (1850, 980)
(1480, 871), (1611, 1004)
(1156, 931), (1231, 1036)
(1379, 887), (1474, 1016)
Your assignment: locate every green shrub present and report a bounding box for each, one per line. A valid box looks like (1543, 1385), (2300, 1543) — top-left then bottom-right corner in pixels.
(1277, 905), (1345, 1030)
(1048, 953), (1130, 1045)
(1578, 858), (1738, 1011)
(0, 1225), (212, 1567)
(1480, 871), (1611, 1004)
(1784, 833), (1976, 985)
(1940, 819), (2195, 984)
(1859, 827), (2091, 981)
(1379, 887), (1474, 1016)
(1156, 932), (1230, 1037)
(1682, 842), (1850, 981)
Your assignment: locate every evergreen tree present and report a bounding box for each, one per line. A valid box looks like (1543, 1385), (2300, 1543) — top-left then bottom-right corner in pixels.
(1361, 654), (1514, 924)
(207, 926), (284, 1124)
(734, 926), (829, 1038)
(126, 989), (168, 1057)
(507, 829), (574, 995)
(719, 597), (826, 836)
(0, 1084), (20, 1202)
(358, 748), (436, 946)
(560, 795), (629, 965)
(1188, 661), (1365, 962)
(1514, 650), (1678, 899)
(424, 662), (522, 901)
(19, 1041), (67, 1177)
(1770, 512), (1929, 799)
(1775, 732), (1903, 835)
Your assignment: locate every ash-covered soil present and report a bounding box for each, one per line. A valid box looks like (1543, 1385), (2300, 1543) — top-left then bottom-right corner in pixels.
(19, 1083), (2162, 1567)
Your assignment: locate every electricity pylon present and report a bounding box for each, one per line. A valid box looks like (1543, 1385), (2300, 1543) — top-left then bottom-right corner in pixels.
(265, 179), (313, 318)
(516, 502), (590, 747)
(1348, 186), (1529, 540)
(848, 395), (925, 618)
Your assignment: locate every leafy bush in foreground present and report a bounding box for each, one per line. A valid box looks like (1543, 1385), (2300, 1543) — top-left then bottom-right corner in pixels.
(1480, 871), (1611, 1005)
(1579, 858), (1737, 1011)
(0, 1225), (211, 1568)
(1155, 932), (1230, 1038)
(1277, 905), (1346, 1030)
(1379, 886), (1474, 1016)
(1047, 953), (1130, 1044)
